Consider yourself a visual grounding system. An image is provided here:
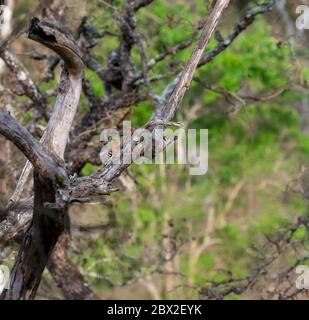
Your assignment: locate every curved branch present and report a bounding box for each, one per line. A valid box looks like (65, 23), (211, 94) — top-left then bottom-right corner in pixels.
(28, 17), (83, 157)
(0, 111), (65, 182)
(28, 18), (83, 77)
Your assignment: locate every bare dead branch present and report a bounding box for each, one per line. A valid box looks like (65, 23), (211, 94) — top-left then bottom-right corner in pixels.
(0, 111), (66, 182)
(0, 50), (48, 118)
(153, 0), (231, 121)
(198, 0), (274, 68)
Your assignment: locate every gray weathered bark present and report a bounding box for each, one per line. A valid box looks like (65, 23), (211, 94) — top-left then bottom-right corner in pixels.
(0, 18), (83, 300)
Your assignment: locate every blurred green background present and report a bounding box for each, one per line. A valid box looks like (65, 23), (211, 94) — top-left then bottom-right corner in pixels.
(3, 0), (309, 299)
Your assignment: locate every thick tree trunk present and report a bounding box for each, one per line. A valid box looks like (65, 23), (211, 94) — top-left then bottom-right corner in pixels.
(48, 234), (99, 300)
(2, 175), (67, 299)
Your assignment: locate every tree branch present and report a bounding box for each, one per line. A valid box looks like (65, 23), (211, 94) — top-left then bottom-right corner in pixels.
(153, 0), (231, 121)
(0, 50), (48, 118)
(198, 0), (274, 68)
(0, 111), (65, 182)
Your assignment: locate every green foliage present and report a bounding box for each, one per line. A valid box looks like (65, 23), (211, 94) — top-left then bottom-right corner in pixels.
(39, 1), (309, 299)
(81, 163), (100, 176)
(85, 69), (105, 98)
